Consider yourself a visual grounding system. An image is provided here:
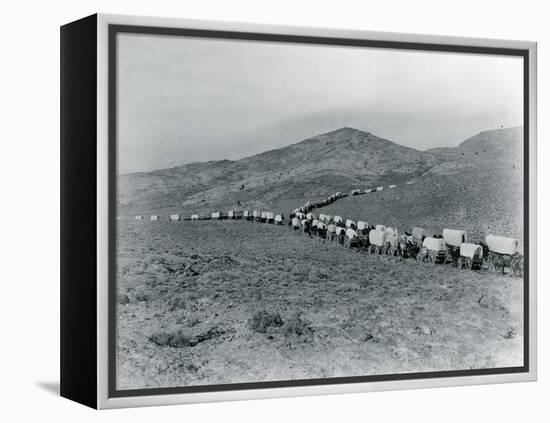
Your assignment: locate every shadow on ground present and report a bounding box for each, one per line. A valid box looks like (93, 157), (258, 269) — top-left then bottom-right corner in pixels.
(36, 381), (59, 396)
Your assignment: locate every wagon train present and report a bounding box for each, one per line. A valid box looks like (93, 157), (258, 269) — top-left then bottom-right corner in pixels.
(286, 207), (522, 276)
(130, 186), (522, 277)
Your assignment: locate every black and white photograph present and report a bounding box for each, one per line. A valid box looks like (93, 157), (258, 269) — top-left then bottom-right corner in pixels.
(113, 27), (528, 392)
(3, 0), (549, 419)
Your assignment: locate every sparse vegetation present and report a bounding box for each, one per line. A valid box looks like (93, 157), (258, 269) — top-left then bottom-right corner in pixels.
(282, 312), (313, 337)
(249, 310), (283, 333)
(115, 126), (524, 390)
(149, 326), (225, 348)
(116, 220), (523, 390)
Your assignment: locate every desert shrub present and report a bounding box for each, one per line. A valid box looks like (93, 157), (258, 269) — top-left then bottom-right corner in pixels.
(149, 332), (173, 346)
(149, 326), (224, 348)
(282, 312), (313, 336)
(249, 310), (283, 333)
(168, 296), (186, 311)
(502, 327), (517, 339)
(168, 332), (195, 348)
(135, 293), (151, 302)
(150, 331), (193, 348)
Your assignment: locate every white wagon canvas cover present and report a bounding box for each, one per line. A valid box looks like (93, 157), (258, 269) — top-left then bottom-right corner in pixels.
(369, 229), (386, 247)
(460, 243), (483, 259)
(486, 234), (519, 255)
(443, 228), (467, 247)
(423, 237), (446, 252)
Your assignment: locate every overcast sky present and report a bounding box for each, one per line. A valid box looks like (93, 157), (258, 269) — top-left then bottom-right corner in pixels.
(117, 32), (523, 174)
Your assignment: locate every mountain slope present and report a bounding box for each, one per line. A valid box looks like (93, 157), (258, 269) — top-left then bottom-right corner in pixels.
(317, 126), (525, 244)
(118, 128), (440, 214)
(426, 126), (523, 175)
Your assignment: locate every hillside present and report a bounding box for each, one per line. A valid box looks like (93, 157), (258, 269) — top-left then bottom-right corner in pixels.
(118, 128), (440, 215)
(426, 126), (524, 175)
(319, 126), (524, 245)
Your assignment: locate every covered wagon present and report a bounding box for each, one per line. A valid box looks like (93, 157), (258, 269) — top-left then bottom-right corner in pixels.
(443, 228), (467, 247)
(368, 229), (386, 254)
(345, 219), (356, 229)
(306, 212), (315, 220)
(485, 234), (522, 275)
(459, 243), (484, 269)
(169, 214), (180, 221)
(327, 223), (337, 241)
(150, 215), (159, 221)
(485, 234), (519, 255)
(357, 221), (368, 231)
(421, 237), (447, 264)
(385, 227), (398, 237)
(265, 212), (275, 224)
(228, 210), (243, 220)
(275, 214), (283, 225)
(333, 215), (343, 224)
(375, 224), (386, 232)
(190, 214), (200, 220)
(384, 233), (400, 255)
(252, 210), (261, 221)
(134, 215), (143, 220)
(291, 217), (300, 230)
(211, 212), (221, 220)
(389, 184), (396, 189)
(345, 228), (359, 248)
(335, 226), (347, 244)
(376, 186), (384, 191)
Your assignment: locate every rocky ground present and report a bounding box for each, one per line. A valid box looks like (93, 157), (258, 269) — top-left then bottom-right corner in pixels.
(116, 220), (523, 390)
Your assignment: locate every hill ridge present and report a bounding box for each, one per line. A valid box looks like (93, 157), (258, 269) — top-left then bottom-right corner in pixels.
(118, 126), (522, 215)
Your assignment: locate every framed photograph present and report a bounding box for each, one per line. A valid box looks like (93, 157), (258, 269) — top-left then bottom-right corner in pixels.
(60, 13), (537, 409)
